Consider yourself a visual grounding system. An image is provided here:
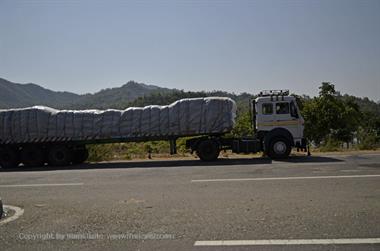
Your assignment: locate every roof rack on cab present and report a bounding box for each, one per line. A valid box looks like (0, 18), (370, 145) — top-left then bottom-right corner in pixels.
(258, 90), (289, 97)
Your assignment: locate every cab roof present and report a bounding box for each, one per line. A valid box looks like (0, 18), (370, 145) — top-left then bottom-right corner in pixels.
(255, 96), (295, 103)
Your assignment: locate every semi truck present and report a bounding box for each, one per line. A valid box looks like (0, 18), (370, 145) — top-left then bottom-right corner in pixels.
(0, 90), (307, 168)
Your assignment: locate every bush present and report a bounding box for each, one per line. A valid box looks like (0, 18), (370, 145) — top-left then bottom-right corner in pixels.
(357, 132), (378, 150)
(319, 138), (341, 152)
(87, 144), (115, 162)
(86, 140), (184, 162)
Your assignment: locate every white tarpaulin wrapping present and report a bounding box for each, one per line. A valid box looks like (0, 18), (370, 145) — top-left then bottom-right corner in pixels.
(0, 97), (237, 144)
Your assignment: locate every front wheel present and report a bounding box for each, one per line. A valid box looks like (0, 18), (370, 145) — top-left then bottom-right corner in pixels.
(267, 137), (291, 159)
(196, 139), (220, 161)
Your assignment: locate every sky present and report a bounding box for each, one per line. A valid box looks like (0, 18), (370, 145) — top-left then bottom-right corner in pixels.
(0, 0), (379, 101)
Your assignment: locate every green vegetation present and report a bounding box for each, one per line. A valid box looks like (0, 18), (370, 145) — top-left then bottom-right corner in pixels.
(302, 82), (379, 151)
(231, 111), (253, 137)
(87, 140), (190, 162)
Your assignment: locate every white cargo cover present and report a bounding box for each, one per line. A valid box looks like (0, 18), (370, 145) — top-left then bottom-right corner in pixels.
(0, 97), (236, 144)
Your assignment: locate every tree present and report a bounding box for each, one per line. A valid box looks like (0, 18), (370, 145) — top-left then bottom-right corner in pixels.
(334, 97), (361, 147)
(231, 110), (253, 137)
(301, 82), (361, 146)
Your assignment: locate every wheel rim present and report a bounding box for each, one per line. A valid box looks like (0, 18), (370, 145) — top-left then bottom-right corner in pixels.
(273, 141), (287, 154)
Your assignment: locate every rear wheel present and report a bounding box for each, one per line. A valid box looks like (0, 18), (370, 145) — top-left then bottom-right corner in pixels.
(267, 137), (291, 159)
(0, 147), (20, 169)
(48, 145), (72, 166)
(196, 139), (220, 161)
(21, 146), (45, 167)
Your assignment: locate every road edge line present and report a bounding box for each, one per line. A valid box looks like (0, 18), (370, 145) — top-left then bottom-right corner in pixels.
(0, 205), (24, 226)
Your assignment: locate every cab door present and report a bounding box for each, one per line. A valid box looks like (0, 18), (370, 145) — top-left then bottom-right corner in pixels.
(256, 101), (275, 131)
(290, 101), (304, 139)
(274, 101), (300, 138)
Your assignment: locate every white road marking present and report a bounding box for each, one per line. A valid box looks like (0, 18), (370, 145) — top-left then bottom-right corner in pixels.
(0, 183), (84, 188)
(0, 205), (24, 226)
(194, 238), (380, 246)
(272, 161), (347, 166)
(191, 174), (380, 183)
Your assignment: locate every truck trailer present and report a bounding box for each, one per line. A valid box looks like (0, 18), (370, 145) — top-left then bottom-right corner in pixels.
(0, 90), (307, 168)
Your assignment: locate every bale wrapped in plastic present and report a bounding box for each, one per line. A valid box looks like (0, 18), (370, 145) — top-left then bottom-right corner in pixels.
(0, 97), (236, 144)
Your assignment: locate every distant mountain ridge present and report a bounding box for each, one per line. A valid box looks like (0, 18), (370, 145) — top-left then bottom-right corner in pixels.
(0, 78), (80, 109)
(0, 78), (172, 109)
(74, 81), (173, 109)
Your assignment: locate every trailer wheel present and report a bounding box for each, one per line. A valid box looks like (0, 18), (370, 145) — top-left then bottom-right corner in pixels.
(48, 145), (72, 166)
(72, 148), (89, 164)
(0, 147), (20, 169)
(267, 137), (291, 159)
(21, 146), (45, 167)
(196, 139), (220, 161)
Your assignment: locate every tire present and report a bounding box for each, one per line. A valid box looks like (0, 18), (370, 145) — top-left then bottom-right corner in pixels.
(48, 145), (72, 166)
(72, 148), (89, 164)
(21, 146), (45, 167)
(0, 147), (20, 169)
(196, 139), (220, 161)
(267, 136), (291, 159)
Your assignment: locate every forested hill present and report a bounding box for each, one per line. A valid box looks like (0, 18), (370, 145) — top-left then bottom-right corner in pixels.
(340, 94), (380, 116)
(71, 81), (173, 109)
(128, 90), (254, 111)
(0, 78), (80, 108)
(0, 78), (172, 109)
(128, 89), (380, 115)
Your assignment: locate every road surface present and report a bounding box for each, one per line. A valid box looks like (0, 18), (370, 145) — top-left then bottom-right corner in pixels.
(1, 153), (380, 250)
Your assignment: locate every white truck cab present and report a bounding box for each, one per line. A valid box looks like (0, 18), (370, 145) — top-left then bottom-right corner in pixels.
(254, 90), (306, 154)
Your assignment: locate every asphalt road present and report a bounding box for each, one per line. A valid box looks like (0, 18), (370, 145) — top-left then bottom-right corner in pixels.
(1, 153), (380, 251)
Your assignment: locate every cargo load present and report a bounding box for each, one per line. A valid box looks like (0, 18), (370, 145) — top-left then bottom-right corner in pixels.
(0, 97), (236, 144)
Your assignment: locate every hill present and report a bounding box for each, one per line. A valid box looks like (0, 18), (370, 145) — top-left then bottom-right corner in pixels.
(0, 78), (172, 109)
(0, 78), (80, 109)
(73, 81), (173, 109)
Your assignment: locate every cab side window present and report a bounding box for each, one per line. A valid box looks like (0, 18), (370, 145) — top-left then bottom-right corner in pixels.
(276, 102), (290, 114)
(262, 103), (273, 115)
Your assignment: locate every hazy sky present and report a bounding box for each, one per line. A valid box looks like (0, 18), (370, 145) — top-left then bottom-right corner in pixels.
(0, 0), (379, 100)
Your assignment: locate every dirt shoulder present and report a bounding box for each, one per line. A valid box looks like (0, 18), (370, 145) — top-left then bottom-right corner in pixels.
(90, 149), (380, 163)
